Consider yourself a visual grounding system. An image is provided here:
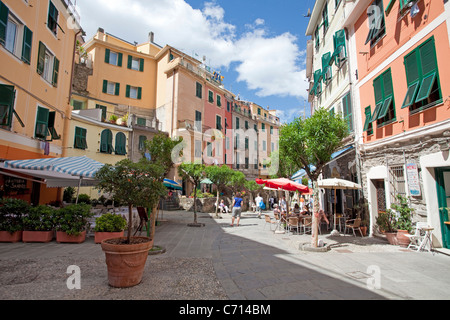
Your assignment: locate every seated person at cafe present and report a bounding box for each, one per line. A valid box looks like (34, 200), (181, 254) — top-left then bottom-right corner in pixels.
(293, 203), (300, 215)
(273, 204), (281, 216)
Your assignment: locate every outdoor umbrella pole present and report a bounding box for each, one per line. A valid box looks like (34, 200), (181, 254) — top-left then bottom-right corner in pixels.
(75, 177), (82, 204)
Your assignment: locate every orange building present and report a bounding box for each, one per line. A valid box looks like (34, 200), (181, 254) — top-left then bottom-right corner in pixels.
(0, 0), (81, 204)
(343, 0), (450, 247)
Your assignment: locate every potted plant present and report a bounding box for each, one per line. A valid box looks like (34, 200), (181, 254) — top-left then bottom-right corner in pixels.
(376, 210), (398, 245)
(391, 194), (414, 247)
(0, 198), (29, 242)
(95, 158), (167, 288)
(94, 213), (127, 244)
(22, 205), (55, 243)
(54, 203), (93, 243)
(109, 114), (118, 124)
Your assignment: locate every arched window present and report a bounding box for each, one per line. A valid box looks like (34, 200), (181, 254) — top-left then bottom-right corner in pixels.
(115, 132), (127, 155)
(100, 129), (113, 154)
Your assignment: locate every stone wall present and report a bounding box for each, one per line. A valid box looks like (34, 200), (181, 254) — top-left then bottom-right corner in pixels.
(72, 63), (93, 94)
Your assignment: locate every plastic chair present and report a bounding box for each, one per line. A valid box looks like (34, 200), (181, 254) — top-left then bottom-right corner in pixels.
(345, 218), (363, 237)
(406, 222), (428, 250)
(264, 214), (277, 231)
(287, 217), (300, 235)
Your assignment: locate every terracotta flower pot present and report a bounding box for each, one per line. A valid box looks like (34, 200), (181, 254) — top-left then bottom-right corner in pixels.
(101, 237), (152, 288)
(56, 231), (86, 243)
(396, 230), (410, 247)
(360, 226), (367, 237)
(94, 231), (124, 244)
(23, 231), (53, 243)
(385, 232), (398, 245)
(0, 231), (22, 243)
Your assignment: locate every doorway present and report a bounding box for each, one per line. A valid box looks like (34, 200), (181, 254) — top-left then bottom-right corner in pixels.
(374, 179), (386, 214)
(436, 168), (450, 249)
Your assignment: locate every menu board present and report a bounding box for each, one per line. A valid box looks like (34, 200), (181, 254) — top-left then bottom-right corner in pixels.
(406, 163), (421, 197)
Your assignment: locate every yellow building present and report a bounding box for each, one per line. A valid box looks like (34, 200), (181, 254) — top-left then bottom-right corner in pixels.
(0, 0), (81, 204)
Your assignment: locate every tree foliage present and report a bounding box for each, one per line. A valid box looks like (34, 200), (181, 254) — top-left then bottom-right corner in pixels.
(178, 162), (206, 225)
(205, 165), (235, 216)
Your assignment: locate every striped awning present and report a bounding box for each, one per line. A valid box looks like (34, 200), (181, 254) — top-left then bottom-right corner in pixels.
(163, 178), (182, 190)
(3, 156), (104, 179)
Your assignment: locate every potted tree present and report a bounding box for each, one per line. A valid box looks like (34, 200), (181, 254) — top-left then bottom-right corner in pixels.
(178, 162), (206, 227)
(94, 213), (127, 244)
(0, 198), (29, 242)
(95, 158), (167, 288)
(22, 205), (55, 243)
(54, 203), (93, 243)
(376, 210), (398, 245)
(391, 194), (414, 247)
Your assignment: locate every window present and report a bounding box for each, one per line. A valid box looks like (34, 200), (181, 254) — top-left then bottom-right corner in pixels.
(270, 126), (273, 135)
(102, 80), (120, 96)
(37, 42), (59, 86)
(235, 117), (240, 129)
(35, 106), (59, 140)
(126, 85), (142, 99)
(263, 140), (266, 151)
(315, 26), (320, 49)
(136, 117), (146, 126)
(261, 123), (265, 132)
(363, 106), (374, 135)
(310, 70), (323, 97)
(0, 1), (30, 62)
(342, 92), (353, 133)
(95, 104), (107, 121)
(322, 52), (332, 83)
(389, 165), (406, 203)
(216, 95), (221, 107)
(401, 37), (442, 113)
(74, 127), (87, 150)
(245, 120), (249, 130)
(196, 82), (202, 98)
(100, 129), (113, 154)
(115, 132), (127, 155)
(322, 2), (329, 34)
(47, 1), (59, 35)
(0, 84), (15, 129)
(195, 140), (202, 158)
(227, 101), (230, 112)
(195, 110), (202, 132)
(371, 68), (396, 126)
(216, 115), (222, 130)
(332, 29), (347, 67)
(365, 0), (386, 47)
(138, 135), (147, 151)
(245, 137), (249, 150)
(105, 49), (122, 67)
(72, 100), (85, 110)
(208, 90), (214, 103)
(385, 0), (416, 16)
(206, 142), (212, 157)
(127, 55), (144, 71)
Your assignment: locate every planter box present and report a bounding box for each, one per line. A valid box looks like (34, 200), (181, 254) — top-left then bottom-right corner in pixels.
(0, 231), (22, 243)
(95, 231), (124, 244)
(23, 231), (54, 243)
(56, 231), (86, 244)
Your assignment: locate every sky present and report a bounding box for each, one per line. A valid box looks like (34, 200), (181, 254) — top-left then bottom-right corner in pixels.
(74, 0), (316, 123)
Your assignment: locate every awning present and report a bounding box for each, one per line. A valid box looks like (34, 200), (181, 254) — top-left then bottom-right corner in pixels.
(163, 178), (182, 190)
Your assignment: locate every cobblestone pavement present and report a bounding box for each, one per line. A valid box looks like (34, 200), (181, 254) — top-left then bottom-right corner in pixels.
(0, 210), (449, 301)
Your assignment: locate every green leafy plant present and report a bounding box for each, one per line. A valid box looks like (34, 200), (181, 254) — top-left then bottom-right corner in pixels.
(54, 203), (93, 236)
(94, 213), (127, 232)
(0, 198), (29, 233)
(23, 205), (55, 232)
(63, 187), (75, 203)
(109, 114), (118, 123)
(376, 210), (397, 233)
(391, 194), (414, 233)
(77, 194), (91, 204)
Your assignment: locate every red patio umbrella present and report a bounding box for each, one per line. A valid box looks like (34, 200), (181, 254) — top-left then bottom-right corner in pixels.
(256, 178), (310, 193)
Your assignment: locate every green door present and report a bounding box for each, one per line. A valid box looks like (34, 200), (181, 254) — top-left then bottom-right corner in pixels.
(436, 168), (450, 249)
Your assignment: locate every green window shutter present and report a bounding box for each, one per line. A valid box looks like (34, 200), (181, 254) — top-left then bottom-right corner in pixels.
(115, 132), (126, 155)
(125, 85), (130, 98)
(415, 37), (440, 104)
(322, 52), (332, 81)
(0, 1), (8, 46)
(342, 92), (353, 132)
(385, 0), (396, 15)
(105, 48), (110, 63)
(196, 82), (202, 98)
(415, 73), (437, 103)
(216, 115), (221, 130)
(236, 117), (240, 129)
(0, 84), (15, 127)
(208, 91), (214, 103)
(138, 135), (147, 151)
(115, 83), (120, 96)
(100, 129), (113, 154)
(21, 26), (33, 64)
(35, 106), (49, 139)
(52, 57), (60, 87)
(363, 106), (374, 135)
(137, 117), (146, 126)
(404, 50), (420, 85)
(74, 127), (87, 149)
(127, 55), (132, 69)
(373, 76), (383, 104)
(47, 111), (60, 140)
(139, 58), (144, 72)
(401, 82), (420, 109)
(37, 41), (46, 75)
(315, 26), (320, 48)
(332, 30), (347, 65)
(117, 53), (123, 67)
(137, 87), (142, 100)
(102, 80), (108, 93)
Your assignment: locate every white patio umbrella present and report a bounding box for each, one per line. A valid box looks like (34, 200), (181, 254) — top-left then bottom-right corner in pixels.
(317, 178), (362, 236)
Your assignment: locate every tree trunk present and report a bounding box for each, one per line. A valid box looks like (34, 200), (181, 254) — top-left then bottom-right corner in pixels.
(215, 189), (219, 218)
(149, 205), (157, 248)
(193, 182), (198, 224)
(311, 180), (320, 248)
(127, 203), (133, 244)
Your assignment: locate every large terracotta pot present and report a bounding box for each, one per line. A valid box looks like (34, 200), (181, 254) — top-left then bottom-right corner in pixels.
(396, 230), (410, 247)
(385, 232), (398, 245)
(0, 231), (22, 243)
(101, 237), (152, 288)
(56, 231), (86, 243)
(23, 231), (53, 243)
(95, 231), (125, 244)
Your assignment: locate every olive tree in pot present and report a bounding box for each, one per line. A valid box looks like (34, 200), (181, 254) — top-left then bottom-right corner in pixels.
(95, 158), (167, 288)
(0, 198), (29, 242)
(22, 205), (55, 243)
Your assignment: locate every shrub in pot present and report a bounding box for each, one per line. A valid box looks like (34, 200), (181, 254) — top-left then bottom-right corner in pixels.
(391, 194), (414, 247)
(376, 210), (398, 245)
(94, 213), (127, 244)
(0, 198), (29, 242)
(54, 203), (93, 243)
(22, 205), (55, 243)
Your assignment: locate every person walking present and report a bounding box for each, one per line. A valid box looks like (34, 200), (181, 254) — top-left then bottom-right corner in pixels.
(231, 192), (243, 227)
(255, 193), (263, 219)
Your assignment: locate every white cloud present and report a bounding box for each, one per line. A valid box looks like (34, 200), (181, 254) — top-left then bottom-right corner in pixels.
(77, 0), (308, 99)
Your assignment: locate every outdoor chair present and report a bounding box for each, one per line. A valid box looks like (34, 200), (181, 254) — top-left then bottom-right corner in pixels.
(264, 214), (277, 231)
(406, 222), (428, 250)
(287, 217), (300, 235)
(345, 218), (363, 237)
(301, 217), (312, 234)
(134, 207), (149, 236)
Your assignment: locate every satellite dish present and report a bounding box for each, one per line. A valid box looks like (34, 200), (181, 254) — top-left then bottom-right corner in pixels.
(304, 8), (311, 17)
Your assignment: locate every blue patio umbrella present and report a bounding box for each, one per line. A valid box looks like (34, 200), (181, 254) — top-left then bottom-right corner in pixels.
(163, 178), (182, 190)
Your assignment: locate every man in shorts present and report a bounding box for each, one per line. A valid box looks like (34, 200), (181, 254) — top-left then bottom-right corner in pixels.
(255, 193), (263, 219)
(231, 192), (243, 227)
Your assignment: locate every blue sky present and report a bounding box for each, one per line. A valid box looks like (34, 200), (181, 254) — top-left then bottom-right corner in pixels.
(76, 0), (316, 123)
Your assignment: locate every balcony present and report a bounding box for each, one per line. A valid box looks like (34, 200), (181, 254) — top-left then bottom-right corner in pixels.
(63, 0), (81, 28)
